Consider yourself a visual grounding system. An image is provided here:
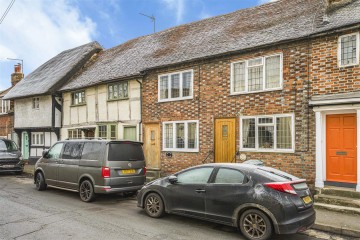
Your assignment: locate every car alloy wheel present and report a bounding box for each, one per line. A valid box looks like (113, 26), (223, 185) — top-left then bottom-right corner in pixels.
(240, 209), (272, 240)
(145, 193), (164, 218)
(79, 180), (95, 202)
(35, 172), (46, 191)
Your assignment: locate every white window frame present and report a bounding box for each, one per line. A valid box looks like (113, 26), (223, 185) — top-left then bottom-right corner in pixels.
(158, 69), (194, 102)
(230, 53), (283, 95)
(0, 99), (10, 114)
(31, 132), (44, 146)
(32, 97), (40, 109)
(240, 113), (295, 153)
(162, 120), (199, 152)
(338, 32), (360, 67)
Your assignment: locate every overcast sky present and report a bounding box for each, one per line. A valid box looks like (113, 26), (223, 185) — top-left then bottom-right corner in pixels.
(0, 0), (275, 91)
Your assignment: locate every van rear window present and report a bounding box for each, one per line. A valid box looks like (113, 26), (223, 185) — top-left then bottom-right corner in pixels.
(108, 143), (144, 161)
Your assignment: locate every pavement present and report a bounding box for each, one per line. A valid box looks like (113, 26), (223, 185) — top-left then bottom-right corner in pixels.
(21, 165), (360, 239)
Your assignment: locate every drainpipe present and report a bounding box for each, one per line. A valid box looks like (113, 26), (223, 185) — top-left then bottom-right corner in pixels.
(136, 79), (143, 142)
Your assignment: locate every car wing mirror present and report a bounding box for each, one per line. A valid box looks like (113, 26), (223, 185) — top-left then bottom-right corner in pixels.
(42, 150), (49, 158)
(168, 175), (178, 184)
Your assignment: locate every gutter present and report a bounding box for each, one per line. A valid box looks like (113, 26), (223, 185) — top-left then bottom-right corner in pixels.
(136, 79), (143, 142)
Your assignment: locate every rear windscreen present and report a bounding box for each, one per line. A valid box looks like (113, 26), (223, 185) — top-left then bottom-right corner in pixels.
(256, 167), (298, 182)
(0, 140), (18, 151)
(108, 143), (144, 161)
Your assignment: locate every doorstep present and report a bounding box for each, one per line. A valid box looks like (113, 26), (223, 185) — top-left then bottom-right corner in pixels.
(311, 208), (360, 238)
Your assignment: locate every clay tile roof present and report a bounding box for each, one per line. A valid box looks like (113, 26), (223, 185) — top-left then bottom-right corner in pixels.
(0, 87), (12, 98)
(3, 41), (103, 100)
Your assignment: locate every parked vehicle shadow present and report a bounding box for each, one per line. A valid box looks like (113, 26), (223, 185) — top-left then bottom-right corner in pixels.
(34, 185), (138, 203)
(135, 210), (314, 240)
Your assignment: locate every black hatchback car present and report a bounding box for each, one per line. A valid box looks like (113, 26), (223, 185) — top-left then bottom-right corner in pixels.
(137, 163), (315, 240)
(0, 138), (23, 174)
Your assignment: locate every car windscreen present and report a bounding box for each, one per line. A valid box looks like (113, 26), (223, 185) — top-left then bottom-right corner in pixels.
(255, 166), (298, 182)
(108, 142), (144, 161)
(0, 140), (18, 152)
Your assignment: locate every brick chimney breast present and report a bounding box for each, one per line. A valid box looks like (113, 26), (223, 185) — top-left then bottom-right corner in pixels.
(325, 0), (354, 12)
(11, 64), (24, 86)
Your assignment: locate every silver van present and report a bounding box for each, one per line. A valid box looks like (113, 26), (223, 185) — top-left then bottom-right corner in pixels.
(34, 140), (146, 202)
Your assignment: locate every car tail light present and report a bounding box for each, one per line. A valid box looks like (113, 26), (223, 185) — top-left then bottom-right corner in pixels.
(102, 167), (110, 178)
(264, 180), (305, 195)
(143, 166), (147, 175)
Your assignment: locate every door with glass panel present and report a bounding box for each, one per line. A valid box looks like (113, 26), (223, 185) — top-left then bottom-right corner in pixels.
(215, 118), (236, 163)
(144, 124), (161, 169)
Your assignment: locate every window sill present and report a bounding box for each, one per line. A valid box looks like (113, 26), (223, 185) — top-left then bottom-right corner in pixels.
(162, 148), (199, 153)
(158, 96), (193, 103)
(230, 87), (283, 96)
(240, 148), (295, 153)
(107, 98), (129, 102)
(338, 63), (359, 68)
(70, 103), (86, 107)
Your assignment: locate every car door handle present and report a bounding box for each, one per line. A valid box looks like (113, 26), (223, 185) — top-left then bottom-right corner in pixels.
(195, 189), (206, 193)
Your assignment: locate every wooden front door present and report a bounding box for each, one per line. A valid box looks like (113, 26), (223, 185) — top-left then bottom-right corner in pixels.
(215, 118), (236, 163)
(326, 114), (357, 183)
(144, 124), (161, 169)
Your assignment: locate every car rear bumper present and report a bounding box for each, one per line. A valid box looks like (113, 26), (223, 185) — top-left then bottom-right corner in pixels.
(94, 185), (143, 194)
(277, 208), (316, 234)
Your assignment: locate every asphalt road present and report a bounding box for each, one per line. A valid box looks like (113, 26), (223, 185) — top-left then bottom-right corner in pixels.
(0, 174), (351, 240)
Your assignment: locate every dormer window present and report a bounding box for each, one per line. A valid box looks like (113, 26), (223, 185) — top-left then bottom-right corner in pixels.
(32, 97), (40, 109)
(158, 70), (193, 102)
(338, 33), (359, 67)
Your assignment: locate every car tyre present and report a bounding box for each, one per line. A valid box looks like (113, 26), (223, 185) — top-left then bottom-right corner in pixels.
(35, 172), (47, 191)
(144, 193), (164, 218)
(79, 180), (95, 202)
(239, 209), (273, 240)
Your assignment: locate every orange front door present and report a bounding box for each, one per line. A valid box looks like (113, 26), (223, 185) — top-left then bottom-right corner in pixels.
(326, 114), (357, 183)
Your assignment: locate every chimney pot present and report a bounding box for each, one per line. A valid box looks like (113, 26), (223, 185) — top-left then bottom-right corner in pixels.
(14, 64), (21, 73)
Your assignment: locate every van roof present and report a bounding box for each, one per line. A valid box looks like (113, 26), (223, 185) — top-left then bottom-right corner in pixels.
(59, 139), (143, 145)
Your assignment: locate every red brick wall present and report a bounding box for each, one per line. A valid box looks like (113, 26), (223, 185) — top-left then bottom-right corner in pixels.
(0, 114), (14, 137)
(311, 29), (360, 96)
(143, 40), (316, 185)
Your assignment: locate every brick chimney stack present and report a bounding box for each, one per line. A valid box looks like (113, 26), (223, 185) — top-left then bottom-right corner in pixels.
(11, 64), (24, 86)
(325, 0), (353, 12)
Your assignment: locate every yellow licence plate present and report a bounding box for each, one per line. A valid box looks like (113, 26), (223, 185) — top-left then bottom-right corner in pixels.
(122, 169), (136, 174)
(302, 196), (312, 204)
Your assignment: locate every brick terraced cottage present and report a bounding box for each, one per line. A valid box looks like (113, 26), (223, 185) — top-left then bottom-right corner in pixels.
(3, 42), (102, 163)
(55, 0), (360, 189)
(309, 0), (360, 191)
(139, 0), (360, 188)
(0, 64), (23, 140)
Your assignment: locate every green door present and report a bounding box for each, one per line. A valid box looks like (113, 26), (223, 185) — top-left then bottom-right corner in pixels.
(22, 132), (29, 159)
(124, 126), (137, 141)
